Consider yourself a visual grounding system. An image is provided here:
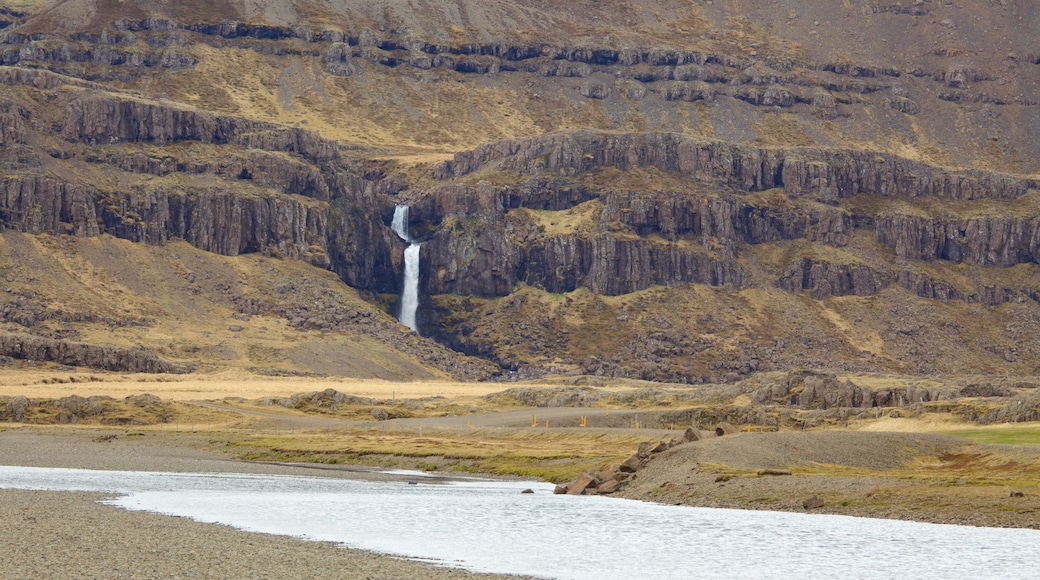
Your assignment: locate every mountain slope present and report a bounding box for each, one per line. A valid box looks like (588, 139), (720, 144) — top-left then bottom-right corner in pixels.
(0, 232), (495, 379)
(1, 0), (1038, 382)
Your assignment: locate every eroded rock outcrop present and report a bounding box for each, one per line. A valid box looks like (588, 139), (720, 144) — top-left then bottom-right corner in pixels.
(749, 371), (967, 409)
(435, 131), (1037, 201)
(0, 176), (330, 265)
(0, 332), (188, 373)
(876, 213), (1040, 267)
(777, 259), (889, 299)
(0, 68), (401, 284)
(64, 91), (338, 161)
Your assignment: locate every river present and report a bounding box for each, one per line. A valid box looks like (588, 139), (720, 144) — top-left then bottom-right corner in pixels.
(1, 466), (1036, 579)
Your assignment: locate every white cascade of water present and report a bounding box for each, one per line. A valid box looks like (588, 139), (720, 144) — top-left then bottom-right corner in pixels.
(391, 204), (411, 242)
(392, 205), (420, 333)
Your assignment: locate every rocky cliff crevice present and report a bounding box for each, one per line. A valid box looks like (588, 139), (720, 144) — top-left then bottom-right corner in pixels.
(413, 184), (770, 298)
(82, 148), (332, 201)
(602, 193), (850, 246)
(519, 235), (746, 296)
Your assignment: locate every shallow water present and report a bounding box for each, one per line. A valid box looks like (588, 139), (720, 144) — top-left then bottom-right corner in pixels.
(2, 466), (1037, 579)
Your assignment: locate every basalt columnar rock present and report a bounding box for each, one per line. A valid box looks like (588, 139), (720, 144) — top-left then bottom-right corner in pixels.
(411, 130), (1040, 305)
(0, 66), (400, 291)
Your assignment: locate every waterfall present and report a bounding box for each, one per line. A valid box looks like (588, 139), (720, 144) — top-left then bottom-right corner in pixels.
(392, 205), (420, 333)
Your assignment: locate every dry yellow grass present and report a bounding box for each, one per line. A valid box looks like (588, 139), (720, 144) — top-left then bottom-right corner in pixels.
(0, 370), (507, 401)
(228, 428), (646, 482)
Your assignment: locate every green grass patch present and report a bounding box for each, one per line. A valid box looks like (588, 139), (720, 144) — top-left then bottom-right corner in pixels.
(940, 425), (1040, 445)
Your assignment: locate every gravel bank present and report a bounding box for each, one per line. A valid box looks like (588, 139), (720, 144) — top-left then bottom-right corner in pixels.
(0, 428), (531, 579)
(617, 431), (1040, 529)
(1, 490), (524, 579)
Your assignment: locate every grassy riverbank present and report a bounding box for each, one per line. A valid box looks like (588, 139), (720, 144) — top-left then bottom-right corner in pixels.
(3, 371), (1040, 527)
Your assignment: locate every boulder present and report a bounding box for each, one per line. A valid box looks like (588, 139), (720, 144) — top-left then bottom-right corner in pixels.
(5, 395), (31, 422)
(618, 454), (642, 473)
(370, 408), (389, 421)
(566, 473), (599, 495)
(715, 422), (736, 436)
(802, 495), (825, 509)
(597, 479), (621, 494)
(553, 484), (568, 495)
(683, 427), (701, 442)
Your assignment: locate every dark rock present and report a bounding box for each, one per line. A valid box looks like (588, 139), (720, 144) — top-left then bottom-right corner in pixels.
(370, 408), (389, 421)
(802, 495), (825, 509)
(619, 454), (642, 473)
(876, 213), (1040, 268)
(597, 479), (621, 494)
(757, 469), (792, 476)
(520, 488), (535, 494)
(715, 422), (736, 436)
(4, 395), (30, 422)
(683, 427), (701, 442)
(566, 473), (598, 495)
(553, 484), (568, 495)
(889, 96), (920, 115)
(0, 332), (187, 373)
(778, 258), (889, 299)
(637, 441), (654, 458)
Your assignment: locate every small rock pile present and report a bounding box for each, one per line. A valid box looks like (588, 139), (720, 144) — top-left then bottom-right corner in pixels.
(555, 427), (703, 496)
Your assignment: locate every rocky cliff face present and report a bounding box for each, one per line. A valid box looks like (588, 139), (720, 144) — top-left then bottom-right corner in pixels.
(396, 129), (1040, 380)
(436, 131), (1037, 202)
(0, 331), (188, 373)
(0, 175), (331, 264)
(0, 67), (402, 287)
(876, 213), (1040, 267)
(409, 130), (1040, 305)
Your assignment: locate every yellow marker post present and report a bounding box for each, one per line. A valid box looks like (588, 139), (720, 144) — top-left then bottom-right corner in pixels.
(635, 421), (640, 429)
(545, 420), (549, 428)
(532, 415), (537, 427)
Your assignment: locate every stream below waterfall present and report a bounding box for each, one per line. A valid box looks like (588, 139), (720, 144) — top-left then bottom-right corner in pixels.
(2, 465), (1037, 580)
